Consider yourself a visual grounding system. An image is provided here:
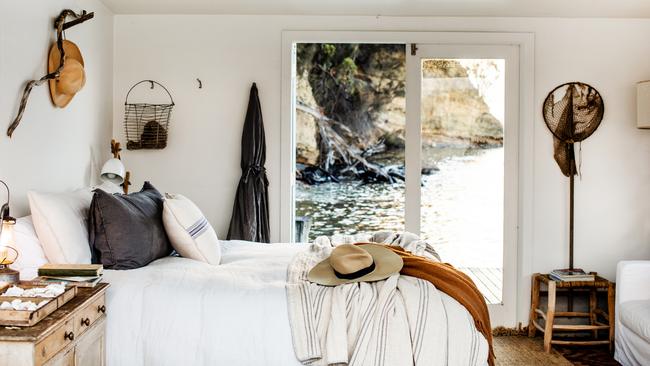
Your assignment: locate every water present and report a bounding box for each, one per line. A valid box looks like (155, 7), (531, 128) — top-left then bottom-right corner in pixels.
(295, 147), (503, 268)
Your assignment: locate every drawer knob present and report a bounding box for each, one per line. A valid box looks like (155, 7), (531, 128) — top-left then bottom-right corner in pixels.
(64, 331), (74, 341)
(81, 317), (90, 326)
(98, 305), (106, 314)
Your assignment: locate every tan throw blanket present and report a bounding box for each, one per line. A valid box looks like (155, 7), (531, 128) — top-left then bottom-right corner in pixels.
(385, 245), (495, 366)
(286, 236), (490, 366)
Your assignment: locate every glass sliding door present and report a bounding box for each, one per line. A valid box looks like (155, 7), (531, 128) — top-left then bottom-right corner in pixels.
(406, 45), (519, 325)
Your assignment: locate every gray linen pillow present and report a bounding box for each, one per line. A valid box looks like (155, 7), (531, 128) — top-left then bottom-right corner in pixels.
(88, 182), (172, 269)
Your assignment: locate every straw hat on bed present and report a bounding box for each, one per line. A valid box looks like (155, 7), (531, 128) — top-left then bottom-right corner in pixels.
(48, 40), (86, 108)
(308, 243), (403, 286)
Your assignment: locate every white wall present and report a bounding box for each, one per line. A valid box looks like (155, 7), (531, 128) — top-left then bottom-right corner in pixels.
(0, 0), (114, 216)
(113, 15), (650, 324)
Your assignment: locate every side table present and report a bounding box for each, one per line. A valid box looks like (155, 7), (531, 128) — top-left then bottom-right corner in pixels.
(528, 273), (615, 353)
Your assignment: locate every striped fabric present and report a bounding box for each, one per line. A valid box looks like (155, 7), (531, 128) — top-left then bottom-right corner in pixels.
(187, 217), (209, 239)
(286, 239), (489, 366)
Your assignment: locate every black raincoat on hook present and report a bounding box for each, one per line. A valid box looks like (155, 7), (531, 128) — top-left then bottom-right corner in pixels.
(226, 83), (270, 243)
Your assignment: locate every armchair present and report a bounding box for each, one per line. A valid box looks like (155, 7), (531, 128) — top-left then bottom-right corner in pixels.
(615, 261), (650, 365)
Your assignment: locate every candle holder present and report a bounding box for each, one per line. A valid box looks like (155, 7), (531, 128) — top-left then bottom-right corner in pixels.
(0, 180), (19, 283)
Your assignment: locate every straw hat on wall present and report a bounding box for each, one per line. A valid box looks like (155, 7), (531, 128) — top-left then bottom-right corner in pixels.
(47, 40), (86, 108)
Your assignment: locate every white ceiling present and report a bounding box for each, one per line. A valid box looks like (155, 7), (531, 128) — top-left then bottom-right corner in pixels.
(100, 0), (650, 18)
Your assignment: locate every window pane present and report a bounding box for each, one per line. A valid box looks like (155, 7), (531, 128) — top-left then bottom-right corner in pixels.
(420, 59), (505, 303)
(295, 43), (406, 241)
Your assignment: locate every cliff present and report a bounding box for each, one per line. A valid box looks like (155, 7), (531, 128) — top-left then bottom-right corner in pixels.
(296, 46), (503, 167)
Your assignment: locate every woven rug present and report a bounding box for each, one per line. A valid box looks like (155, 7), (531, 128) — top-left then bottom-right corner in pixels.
(493, 336), (571, 365)
(493, 335), (621, 366)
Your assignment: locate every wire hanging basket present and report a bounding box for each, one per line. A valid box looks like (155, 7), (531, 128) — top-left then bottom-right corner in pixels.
(124, 80), (174, 150)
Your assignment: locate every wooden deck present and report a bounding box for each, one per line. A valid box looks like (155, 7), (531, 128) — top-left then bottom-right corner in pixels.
(459, 267), (503, 304)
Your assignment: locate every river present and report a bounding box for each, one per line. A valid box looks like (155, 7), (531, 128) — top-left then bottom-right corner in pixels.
(295, 147), (503, 268)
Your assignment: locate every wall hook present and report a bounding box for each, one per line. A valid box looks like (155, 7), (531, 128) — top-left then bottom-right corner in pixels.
(149, 80), (154, 89)
(197, 78), (203, 89)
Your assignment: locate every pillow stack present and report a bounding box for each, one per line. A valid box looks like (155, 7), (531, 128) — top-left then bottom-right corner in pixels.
(27, 181), (221, 270)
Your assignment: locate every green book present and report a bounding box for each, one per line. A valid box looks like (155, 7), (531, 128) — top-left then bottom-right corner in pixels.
(38, 264), (103, 277)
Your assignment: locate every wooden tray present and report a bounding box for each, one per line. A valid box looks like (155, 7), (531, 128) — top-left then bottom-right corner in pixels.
(0, 282), (77, 327)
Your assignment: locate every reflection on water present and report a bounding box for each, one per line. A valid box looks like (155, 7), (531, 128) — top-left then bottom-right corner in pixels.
(295, 147), (503, 268)
(295, 180), (405, 236)
(421, 148), (503, 268)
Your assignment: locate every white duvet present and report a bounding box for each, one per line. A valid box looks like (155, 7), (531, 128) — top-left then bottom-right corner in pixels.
(103, 241), (305, 366)
(103, 241), (486, 366)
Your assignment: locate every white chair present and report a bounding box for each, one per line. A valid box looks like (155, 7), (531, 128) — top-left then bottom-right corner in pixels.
(615, 261), (650, 365)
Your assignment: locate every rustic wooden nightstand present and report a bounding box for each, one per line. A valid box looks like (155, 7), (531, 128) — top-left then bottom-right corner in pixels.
(528, 273), (614, 353)
(0, 283), (109, 365)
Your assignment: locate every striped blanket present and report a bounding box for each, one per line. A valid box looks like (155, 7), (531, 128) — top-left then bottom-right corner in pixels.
(286, 235), (489, 366)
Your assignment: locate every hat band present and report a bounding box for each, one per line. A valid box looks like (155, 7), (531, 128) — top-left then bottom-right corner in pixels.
(333, 261), (376, 280)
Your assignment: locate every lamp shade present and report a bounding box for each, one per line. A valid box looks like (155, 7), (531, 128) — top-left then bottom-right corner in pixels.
(101, 158), (126, 184)
(636, 81), (650, 128)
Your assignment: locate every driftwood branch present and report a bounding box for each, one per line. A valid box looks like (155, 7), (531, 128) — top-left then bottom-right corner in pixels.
(110, 139), (122, 159)
(59, 11), (94, 31)
(296, 102), (402, 184)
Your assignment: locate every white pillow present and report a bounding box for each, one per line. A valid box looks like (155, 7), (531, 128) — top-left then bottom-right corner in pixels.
(9, 216), (48, 280)
(162, 193), (221, 265)
(27, 182), (122, 264)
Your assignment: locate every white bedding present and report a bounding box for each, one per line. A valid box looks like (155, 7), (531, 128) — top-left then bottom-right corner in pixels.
(103, 241), (306, 366)
(103, 240), (487, 366)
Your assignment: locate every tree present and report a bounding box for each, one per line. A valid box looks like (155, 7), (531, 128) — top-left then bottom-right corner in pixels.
(297, 43), (405, 143)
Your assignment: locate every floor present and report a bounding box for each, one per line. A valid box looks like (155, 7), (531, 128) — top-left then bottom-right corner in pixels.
(460, 267), (503, 304)
(493, 335), (621, 366)
(493, 336), (571, 365)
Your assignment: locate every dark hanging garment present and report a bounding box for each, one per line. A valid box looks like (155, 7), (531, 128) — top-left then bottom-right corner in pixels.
(226, 83), (270, 243)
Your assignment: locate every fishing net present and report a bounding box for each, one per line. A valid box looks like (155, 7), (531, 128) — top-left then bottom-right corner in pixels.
(542, 83), (604, 176)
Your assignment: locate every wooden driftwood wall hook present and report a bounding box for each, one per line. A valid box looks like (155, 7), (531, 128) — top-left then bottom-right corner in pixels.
(56, 10), (94, 31)
(110, 139), (122, 159)
(121, 171), (131, 194)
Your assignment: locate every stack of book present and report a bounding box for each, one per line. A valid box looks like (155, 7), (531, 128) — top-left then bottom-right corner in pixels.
(34, 264), (104, 288)
(549, 268), (595, 282)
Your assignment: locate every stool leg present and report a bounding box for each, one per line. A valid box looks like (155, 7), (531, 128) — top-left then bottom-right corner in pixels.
(590, 288), (597, 339)
(528, 274), (540, 337)
(608, 283), (615, 354)
(544, 281), (556, 353)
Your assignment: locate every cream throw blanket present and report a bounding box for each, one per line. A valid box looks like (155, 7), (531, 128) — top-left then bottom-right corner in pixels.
(286, 233), (488, 366)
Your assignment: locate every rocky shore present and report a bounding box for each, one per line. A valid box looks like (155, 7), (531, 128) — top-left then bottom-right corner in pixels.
(295, 44), (503, 185)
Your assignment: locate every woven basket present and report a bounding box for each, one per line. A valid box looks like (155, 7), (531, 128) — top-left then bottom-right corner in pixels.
(123, 80), (174, 150)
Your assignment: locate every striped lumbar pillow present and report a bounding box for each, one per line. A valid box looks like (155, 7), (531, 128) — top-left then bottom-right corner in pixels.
(162, 193), (221, 265)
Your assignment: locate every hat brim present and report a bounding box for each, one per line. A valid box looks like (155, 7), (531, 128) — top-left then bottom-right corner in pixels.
(48, 40), (85, 108)
(307, 244), (403, 286)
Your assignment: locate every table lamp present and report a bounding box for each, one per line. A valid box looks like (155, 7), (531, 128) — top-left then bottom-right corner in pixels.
(0, 180), (19, 283)
(101, 139), (132, 193)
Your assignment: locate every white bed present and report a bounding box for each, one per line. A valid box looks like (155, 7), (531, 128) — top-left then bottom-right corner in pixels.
(10, 191), (489, 365)
(102, 240), (488, 366)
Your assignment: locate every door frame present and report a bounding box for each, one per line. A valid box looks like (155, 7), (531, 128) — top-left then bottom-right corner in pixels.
(280, 31), (534, 326)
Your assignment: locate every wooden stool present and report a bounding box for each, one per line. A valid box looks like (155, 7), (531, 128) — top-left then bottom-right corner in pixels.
(528, 273), (615, 353)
